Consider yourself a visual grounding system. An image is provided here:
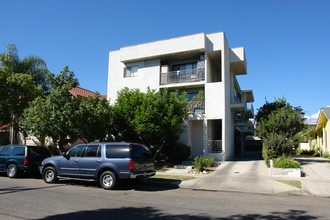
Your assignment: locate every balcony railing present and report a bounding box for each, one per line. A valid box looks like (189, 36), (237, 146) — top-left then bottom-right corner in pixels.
(207, 140), (223, 153)
(187, 101), (204, 115)
(160, 68), (205, 85)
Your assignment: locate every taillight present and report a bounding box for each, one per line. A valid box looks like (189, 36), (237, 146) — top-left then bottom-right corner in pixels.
(129, 160), (135, 170)
(24, 158), (28, 165)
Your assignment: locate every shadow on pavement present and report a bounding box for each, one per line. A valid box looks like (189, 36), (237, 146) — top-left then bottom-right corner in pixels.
(38, 207), (319, 220)
(53, 179), (178, 192)
(227, 151), (263, 161)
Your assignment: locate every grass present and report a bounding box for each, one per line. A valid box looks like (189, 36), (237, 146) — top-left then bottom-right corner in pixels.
(276, 180), (302, 189)
(148, 175), (196, 182)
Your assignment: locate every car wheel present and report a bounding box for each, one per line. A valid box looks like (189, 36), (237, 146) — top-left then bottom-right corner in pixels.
(7, 164), (19, 178)
(43, 167), (58, 183)
(99, 171), (117, 190)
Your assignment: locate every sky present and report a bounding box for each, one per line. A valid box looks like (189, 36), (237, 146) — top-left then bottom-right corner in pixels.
(1, 0), (329, 119)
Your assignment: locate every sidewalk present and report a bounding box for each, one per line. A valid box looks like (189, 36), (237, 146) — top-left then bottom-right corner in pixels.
(149, 153), (330, 197)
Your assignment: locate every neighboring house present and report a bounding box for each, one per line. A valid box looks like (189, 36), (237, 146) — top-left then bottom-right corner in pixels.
(107, 31), (254, 160)
(307, 107), (330, 155)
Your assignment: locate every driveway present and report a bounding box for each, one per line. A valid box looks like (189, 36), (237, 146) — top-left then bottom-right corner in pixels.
(190, 152), (280, 194)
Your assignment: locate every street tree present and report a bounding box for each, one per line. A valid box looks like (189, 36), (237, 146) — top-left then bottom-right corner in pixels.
(113, 87), (188, 159)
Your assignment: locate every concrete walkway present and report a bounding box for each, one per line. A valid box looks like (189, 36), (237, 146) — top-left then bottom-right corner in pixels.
(155, 152), (330, 197)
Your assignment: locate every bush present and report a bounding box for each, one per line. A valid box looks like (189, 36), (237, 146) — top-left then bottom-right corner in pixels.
(273, 157), (301, 168)
(262, 133), (293, 167)
(299, 149), (315, 156)
(162, 143), (191, 164)
(193, 156), (214, 172)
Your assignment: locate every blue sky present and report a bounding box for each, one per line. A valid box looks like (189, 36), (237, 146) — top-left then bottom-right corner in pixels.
(1, 0), (329, 118)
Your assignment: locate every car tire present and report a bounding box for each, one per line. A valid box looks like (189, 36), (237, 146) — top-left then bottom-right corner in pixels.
(99, 171), (117, 190)
(7, 164), (19, 178)
(43, 166), (58, 183)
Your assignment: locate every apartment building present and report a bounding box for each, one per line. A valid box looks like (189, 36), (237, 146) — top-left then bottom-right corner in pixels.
(107, 32), (254, 160)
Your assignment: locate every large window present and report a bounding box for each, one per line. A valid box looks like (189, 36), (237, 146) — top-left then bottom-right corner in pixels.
(124, 65), (138, 78)
(106, 145), (130, 158)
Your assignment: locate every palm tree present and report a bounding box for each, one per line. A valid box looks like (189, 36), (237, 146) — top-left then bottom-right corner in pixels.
(0, 44), (49, 91)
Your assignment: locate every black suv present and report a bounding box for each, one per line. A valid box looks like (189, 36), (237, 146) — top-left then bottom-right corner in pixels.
(40, 142), (155, 189)
(0, 145), (51, 178)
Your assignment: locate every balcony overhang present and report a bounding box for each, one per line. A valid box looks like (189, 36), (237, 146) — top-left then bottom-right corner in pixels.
(120, 33), (206, 63)
(230, 47), (247, 75)
(242, 90), (254, 102)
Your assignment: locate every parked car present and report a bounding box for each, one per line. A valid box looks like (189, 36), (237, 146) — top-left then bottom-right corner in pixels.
(40, 142), (156, 189)
(0, 145), (51, 178)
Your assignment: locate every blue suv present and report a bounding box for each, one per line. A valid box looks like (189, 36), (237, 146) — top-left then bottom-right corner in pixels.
(0, 145), (51, 178)
(40, 142), (155, 189)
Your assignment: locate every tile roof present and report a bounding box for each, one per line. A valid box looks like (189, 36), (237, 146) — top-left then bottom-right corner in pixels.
(70, 86), (97, 98)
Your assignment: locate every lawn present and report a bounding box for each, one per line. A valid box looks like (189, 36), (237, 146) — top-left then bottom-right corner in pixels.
(276, 180), (302, 189)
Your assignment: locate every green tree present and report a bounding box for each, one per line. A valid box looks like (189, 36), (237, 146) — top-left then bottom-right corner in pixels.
(255, 107), (306, 165)
(21, 66), (80, 152)
(255, 97), (305, 123)
(113, 88), (188, 159)
(0, 44), (50, 91)
(0, 70), (43, 144)
(75, 94), (114, 142)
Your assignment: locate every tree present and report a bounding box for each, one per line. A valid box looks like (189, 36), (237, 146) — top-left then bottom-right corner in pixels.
(255, 107), (306, 165)
(0, 70), (43, 144)
(113, 87), (188, 160)
(0, 44), (50, 91)
(255, 97), (304, 123)
(75, 94), (114, 142)
(21, 66), (80, 152)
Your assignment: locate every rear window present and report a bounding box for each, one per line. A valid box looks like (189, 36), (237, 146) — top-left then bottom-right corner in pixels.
(106, 145), (130, 158)
(12, 147), (26, 156)
(132, 144), (152, 160)
(84, 145), (101, 157)
(29, 147), (51, 158)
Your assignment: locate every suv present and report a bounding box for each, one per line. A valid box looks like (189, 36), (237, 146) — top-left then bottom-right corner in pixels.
(40, 142), (155, 189)
(0, 145), (51, 178)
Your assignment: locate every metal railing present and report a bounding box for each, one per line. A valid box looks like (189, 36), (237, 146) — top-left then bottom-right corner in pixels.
(160, 68), (205, 85)
(207, 140), (222, 153)
(187, 101), (205, 115)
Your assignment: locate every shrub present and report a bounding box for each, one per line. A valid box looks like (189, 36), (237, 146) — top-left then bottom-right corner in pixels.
(262, 133), (293, 167)
(299, 149), (315, 156)
(193, 156), (214, 172)
(273, 157), (301, 168)
(162, 143), (191, 164)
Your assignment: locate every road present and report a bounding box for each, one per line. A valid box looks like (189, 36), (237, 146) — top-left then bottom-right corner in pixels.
(0, 175), (330, 219)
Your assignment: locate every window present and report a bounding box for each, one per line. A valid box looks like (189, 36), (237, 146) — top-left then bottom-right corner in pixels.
(106, 145), (130, 158)
(12, 147), (26, 156)
(84, 145), (101, 157)
(172, 62), (197, 71)
(124, 65), (138, 78)
(0, 146), (10, 156)
(68, 145), (85, 157)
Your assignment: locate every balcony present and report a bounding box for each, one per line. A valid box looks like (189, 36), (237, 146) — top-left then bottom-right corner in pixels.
(187, 101), (204, 115)
(160, 68), (205, 85)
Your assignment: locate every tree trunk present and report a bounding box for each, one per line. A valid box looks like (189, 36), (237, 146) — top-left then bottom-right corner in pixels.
(152, 132), (167, 161)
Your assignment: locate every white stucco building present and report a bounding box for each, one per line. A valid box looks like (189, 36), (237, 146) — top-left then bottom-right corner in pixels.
(107, 31), (254, 160)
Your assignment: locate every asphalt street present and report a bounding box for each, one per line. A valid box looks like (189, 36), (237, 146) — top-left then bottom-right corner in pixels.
(0, 175), (329, 219)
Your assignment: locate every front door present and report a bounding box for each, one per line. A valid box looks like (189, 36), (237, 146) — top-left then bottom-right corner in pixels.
(59, 145), (85, 176)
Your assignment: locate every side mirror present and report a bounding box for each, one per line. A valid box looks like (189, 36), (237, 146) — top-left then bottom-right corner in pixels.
(62, 151), (70, 159)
